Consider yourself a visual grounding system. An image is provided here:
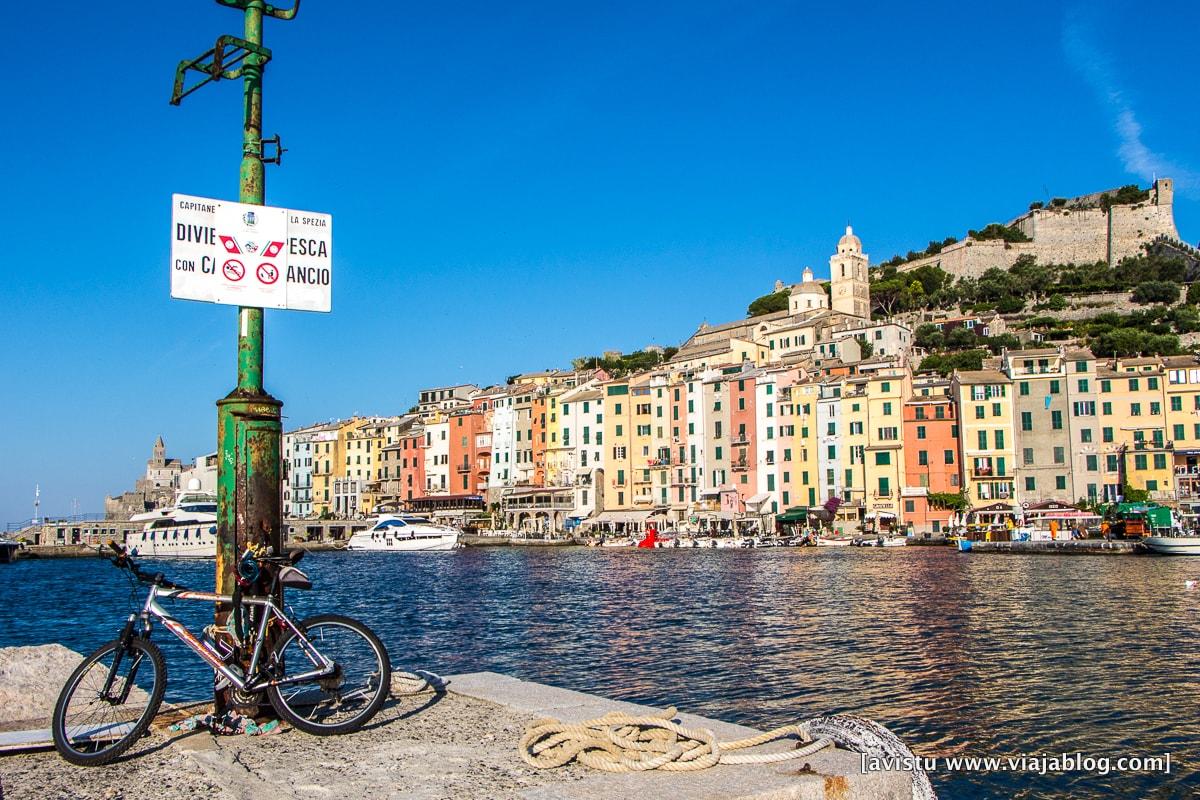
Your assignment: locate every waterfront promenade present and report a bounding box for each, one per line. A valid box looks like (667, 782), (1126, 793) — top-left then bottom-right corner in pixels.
(3, 665), (911, 800)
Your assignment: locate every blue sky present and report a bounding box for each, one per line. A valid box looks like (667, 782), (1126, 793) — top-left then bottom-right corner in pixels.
(1, 1), (1196, 523)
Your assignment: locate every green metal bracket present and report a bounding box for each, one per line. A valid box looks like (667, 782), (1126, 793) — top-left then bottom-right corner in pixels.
(169, 35), (273, 105)
(215, 0), (301, 20)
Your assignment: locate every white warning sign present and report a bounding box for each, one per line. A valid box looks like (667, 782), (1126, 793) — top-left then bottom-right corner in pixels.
(171, 193), (332, 312)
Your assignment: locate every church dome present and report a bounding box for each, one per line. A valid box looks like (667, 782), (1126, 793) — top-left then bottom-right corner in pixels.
(795, 281), (826, 294)
(837, 225), (862, 253)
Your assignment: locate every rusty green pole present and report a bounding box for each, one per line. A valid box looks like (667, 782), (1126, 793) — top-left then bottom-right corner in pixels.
(213, 0), (282, 711)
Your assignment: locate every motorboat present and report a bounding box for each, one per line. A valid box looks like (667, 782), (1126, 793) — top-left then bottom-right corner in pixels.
(816, 536), (854, 546)
(346, 514), (462, 552)
(1140, 533), (1200, 555)
(125, 483), (218, 559)
(854, 535), (907, 547)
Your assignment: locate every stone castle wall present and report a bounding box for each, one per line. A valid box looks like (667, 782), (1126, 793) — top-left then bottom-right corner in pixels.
(899, 178), (1180, 279)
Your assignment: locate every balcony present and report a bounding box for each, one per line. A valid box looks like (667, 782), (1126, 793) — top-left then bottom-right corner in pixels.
(731, 435), (750, 446)
(731, 460), (749, 472)
(456, 464), (471, 473)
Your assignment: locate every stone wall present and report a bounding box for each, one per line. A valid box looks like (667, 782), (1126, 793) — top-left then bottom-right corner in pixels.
(899, 178), (1181, 279)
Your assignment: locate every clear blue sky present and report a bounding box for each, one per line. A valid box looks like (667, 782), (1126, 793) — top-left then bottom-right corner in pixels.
(1, 1), (1196, 523)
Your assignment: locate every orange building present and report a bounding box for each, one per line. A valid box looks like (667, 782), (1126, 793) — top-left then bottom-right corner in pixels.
(902, 377), (961, 535)
(397, 428), (426, 503)
(448, 410), (491, 495)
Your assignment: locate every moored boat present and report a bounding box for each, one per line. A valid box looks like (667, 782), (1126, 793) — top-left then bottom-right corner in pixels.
(125, 483), (218, 559)
(1140, 534), (1200, 555)
(346, 514), (462, 552)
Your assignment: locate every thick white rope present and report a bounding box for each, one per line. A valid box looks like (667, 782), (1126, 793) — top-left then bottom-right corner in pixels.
(519, 707), (938, 800)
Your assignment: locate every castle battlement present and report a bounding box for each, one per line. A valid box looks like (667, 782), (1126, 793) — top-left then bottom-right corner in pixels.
(899, 178), (1180, 279)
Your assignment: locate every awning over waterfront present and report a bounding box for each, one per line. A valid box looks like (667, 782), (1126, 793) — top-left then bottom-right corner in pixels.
(591, 510), (654, 524)
(745, 493), (771, 507)
(776, 507), (808, 523)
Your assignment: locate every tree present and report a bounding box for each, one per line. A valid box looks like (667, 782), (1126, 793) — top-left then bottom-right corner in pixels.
(856, 337), (874, 359)
(1042, 294), (1067, 311)
(945, 327), (979, 350)
(1008, 254), (1056, 302)
(1122, 484), (1150, 503)
(914, 323), (944, 351)
(1187, 283), (1200, 306)
(1130, 281), (1180, 305)
(996, 296), (1025, 314)
(748, 290), (790, 317)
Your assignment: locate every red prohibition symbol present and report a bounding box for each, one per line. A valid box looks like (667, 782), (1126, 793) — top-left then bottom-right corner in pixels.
(256, 262), (279, 285)
(222, 259), (245, 281)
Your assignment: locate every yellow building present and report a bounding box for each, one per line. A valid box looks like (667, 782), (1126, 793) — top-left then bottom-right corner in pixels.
(952, 371), (1016, 507)
(862, 367), (909, 527)
(1162, 355), (1200, 512)
(602, 378), (634, 511)
(1099, 358), (1172, 501)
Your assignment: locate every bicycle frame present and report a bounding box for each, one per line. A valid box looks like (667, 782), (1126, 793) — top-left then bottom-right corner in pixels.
(120, 582), (335, 694)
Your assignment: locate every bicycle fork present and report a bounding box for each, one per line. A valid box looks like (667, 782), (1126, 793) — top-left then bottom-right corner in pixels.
(101, 614), (146, 705)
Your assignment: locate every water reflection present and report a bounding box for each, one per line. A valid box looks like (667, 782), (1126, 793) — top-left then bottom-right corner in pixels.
(2, 547), (1197, 798)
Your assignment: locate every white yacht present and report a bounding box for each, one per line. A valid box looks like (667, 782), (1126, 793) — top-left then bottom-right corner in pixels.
(125, 482), (218, 559)
(346, 515), (462, 552)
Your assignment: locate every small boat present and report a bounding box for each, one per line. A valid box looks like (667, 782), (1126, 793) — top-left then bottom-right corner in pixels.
(346, 514), (461, 552)
(816, 536), (854, 547)
(125, 484), (218, 559)
(955, 537), (973, 552)
(1140, 534), (1200, 555)
(600, 537), (636, 547)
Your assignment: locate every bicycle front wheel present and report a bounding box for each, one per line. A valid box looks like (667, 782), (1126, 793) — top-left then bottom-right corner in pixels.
(267, 613), (390, 735)
(52, 638), (166, 766)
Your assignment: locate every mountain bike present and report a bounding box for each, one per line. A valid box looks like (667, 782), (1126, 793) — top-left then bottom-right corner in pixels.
(52, 542), (391, 766)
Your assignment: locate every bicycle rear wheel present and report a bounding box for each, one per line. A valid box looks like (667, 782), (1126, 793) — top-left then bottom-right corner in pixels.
(267, 613), (390, 735)
(52, 638), (166, 766)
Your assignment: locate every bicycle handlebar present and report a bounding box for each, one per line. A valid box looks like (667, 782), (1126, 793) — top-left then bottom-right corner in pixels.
(103, 541), (181, 590)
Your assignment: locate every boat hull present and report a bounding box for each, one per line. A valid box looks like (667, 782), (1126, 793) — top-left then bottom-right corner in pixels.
(346, 533), (460, 552)
(1141, 536), (1200, 555)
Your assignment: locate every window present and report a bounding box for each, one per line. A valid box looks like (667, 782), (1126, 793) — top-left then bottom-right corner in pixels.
(877, 477), (890, 496)
(874, 452), (891, 465)
(1049, 380), (1060, 394)
(1131, 403), (1142, 417)
(1051, 410), (1063, 430)
(1086, 455), (1098, 471)
(1078, 378), (1090, 393)
(882, 402), (893, 416)
(975, 405), (985, 420)
(1021, 412), (1032, 431)
(1053, 446), (1065, 464)
(944, 449), (955, 464)
(1175, 424), (1186, 440)
(916, 425), (927, 440)
(918, 450), (928, 466)
(1019, 383), (1030, 396)
(1148, 377), (1159, 390)
(1075, 360), (1088, 373)
(1135, 454), (1148, 471)
(1056, 475), (1067, 491)
(1025, 477), (1036, 491)
(1150, 402), (1161, 416)
(1023, 447), (1034, 465)
(1073, 401), (1096, 417)
(996, 430), (1005, 449)
(1100, 380), (1111, 393)
(978, 431), (988, 449)
(1172, 396), (1183, 412)
(1102, 427), (1113, 443)
(1106, 454), (1119, 472)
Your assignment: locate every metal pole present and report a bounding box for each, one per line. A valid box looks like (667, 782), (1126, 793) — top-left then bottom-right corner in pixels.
(213, 0), (284, 711)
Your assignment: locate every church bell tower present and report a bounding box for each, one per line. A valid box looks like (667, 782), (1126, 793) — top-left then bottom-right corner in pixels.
(830, 225), (870, 319)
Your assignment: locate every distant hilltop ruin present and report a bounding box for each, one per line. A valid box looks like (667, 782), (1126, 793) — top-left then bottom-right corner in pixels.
(898, 178), (1186, 279)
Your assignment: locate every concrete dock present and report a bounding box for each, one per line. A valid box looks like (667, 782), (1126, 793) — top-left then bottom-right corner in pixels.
(2, 666), (914, 799)
(961, 538), (1138, 555)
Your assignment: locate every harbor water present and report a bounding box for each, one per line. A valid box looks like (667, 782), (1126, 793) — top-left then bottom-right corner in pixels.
(2, 547), (1197, 799)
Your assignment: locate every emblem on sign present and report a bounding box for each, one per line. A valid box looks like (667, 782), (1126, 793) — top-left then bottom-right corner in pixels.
(243, 211), (257, 226)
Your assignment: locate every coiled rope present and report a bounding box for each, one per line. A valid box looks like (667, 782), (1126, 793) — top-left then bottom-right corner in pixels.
(519, 706), (832, 772)
(519, 708), (938, 800)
